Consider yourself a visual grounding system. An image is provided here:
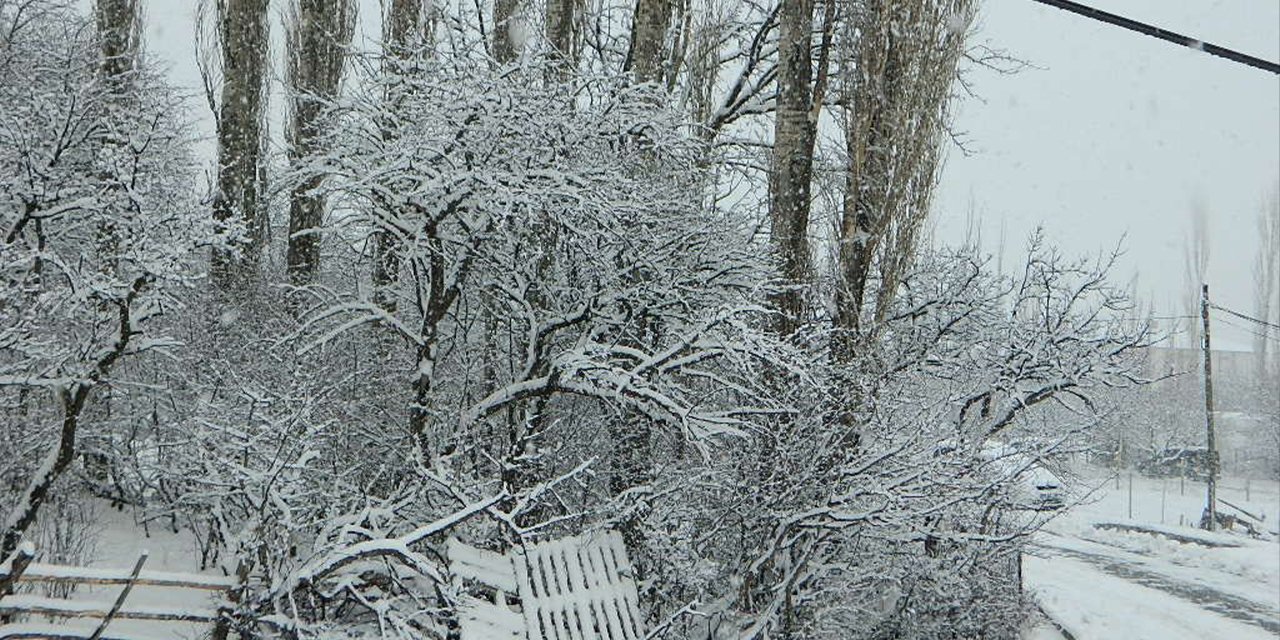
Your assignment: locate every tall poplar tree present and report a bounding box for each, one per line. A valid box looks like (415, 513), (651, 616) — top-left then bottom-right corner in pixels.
(628, 0), (671, 83)
(768, 0), (817, 334)
(94, 0), (141, 273)
(370, 0), (425, 312)
(211, 0), (270, 288)
(545, 0), (576, 67)
(834, 0), (973, 347)
(285, 0), (356, 284)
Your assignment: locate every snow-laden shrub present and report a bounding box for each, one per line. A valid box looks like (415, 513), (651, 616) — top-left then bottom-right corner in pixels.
(0, 0), (204, 560)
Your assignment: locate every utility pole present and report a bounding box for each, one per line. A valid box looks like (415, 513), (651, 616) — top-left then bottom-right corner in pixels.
(1201, 283), (1218, 530)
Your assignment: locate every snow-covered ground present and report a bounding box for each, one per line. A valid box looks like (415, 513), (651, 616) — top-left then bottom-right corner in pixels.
(1024, 466), (1280, 640)
(3, 502), (223, 640)
(9, 470), (1280, 640)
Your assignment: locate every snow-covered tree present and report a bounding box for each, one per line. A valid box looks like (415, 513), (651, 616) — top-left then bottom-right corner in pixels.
(0, 0), (202, 559)
(834, 0), (976, 342)
(0, 3), (1162, 639)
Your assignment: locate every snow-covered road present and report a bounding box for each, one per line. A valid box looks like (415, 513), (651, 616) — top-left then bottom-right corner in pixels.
(1022, 470), (1280, 640)
(1025, 551), (1277, 640)
(1027, 538), (1280, 637)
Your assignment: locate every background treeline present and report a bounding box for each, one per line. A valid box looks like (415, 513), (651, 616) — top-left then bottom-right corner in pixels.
(0, 1), (1151, 638)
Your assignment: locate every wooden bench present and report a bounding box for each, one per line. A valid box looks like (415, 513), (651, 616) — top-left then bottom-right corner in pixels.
(450, 531), (646, 640)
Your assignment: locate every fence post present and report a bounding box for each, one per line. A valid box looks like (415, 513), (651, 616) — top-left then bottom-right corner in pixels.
(88, 550), (148, 640)
(1127, 472), (1133, 519)
(0, 543), (35, 624)
(1161, 478), (1167, 525)
(0, 543), (35, 598)
(213, 558), (249, 640)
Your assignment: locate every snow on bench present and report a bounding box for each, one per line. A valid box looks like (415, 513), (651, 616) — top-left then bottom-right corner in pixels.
(448, 531), (645, 640)
(2, 564), (234, 591)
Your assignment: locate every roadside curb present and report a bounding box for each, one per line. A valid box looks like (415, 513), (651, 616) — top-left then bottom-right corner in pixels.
(1034, 601), (1078, 640)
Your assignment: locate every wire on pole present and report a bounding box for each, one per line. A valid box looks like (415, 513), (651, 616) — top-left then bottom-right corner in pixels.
(1030, 0), (1280, 75)
(1208, 303), (1280, 331)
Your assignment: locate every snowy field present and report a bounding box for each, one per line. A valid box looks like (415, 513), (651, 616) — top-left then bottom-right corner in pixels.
(1024, 466), (1280, 640)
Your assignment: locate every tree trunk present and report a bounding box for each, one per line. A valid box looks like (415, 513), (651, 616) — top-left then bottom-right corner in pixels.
(0, 278), (144, 561)
(93, 0), (140, 276)
(493, 0), (520, 63)
(211, 0), (270, 289)
(834, 0), (972, 355)
(371, 0), (423, 312)
(768, 0), (816, 335)
(834, 1), (897, 345)
(545, 0), (577, 68)
(384, 0), (423, 57)
(286, 0), (355, 285)
(628, 0), (671, 84)
(95, 0), (139, 88)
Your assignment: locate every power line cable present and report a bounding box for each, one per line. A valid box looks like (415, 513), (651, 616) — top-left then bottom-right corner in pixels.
(1213, 315), (1280, 344)
(1209, 303), (1280, 331)
(1030, 0), (1280, 75)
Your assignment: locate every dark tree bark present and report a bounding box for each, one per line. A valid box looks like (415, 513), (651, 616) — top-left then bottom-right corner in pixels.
(95, 0), (139, 87)
(285, 0), (355, 285)
(545, 0), (577, 68)
(383, 0), (423, 57)
(93, 0), (140, 276)
(211, 0), (270, 289)
(627, 0), (671, 84)
(370, 0), (424, 312)
(767, 0), (817, 335)
(833, 0), (972, 355)
(0, 277), (147, 561)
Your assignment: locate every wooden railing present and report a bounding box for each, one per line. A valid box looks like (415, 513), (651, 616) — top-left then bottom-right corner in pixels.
(0, 544), (234, 639)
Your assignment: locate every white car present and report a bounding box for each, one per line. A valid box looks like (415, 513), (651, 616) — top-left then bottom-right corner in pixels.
(982, 444), (1067, 511)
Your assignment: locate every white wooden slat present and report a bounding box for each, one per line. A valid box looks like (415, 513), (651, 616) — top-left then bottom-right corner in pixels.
(4, 564), (235, 590)
(545, 600), (566, 640)
(550, 541), (577, 640)
(556, 542), (588, 640)
(586, 543), (615, 640)
(0, 595), (218, 623)
(612, 535), (645, 640)
(585, 543), (627, 640)
(594, 535), (622, 640)
(0, 622), (168, 640)
(599, 535), (641, 640)
(511, 551), (544, 640)
(530, 546), (562, 640)
(538, 543), (563, 640)
(550, 542), (579, 640)
(568, 544), (600, 640)
(537, 606), (556, 640)
(529, 546), (548, 599)
(461, 530), (645, 640)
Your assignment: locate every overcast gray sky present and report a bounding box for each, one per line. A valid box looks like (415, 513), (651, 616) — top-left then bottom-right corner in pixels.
(139, 0), (1280, 350)
(934, 0), (1280, 351)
